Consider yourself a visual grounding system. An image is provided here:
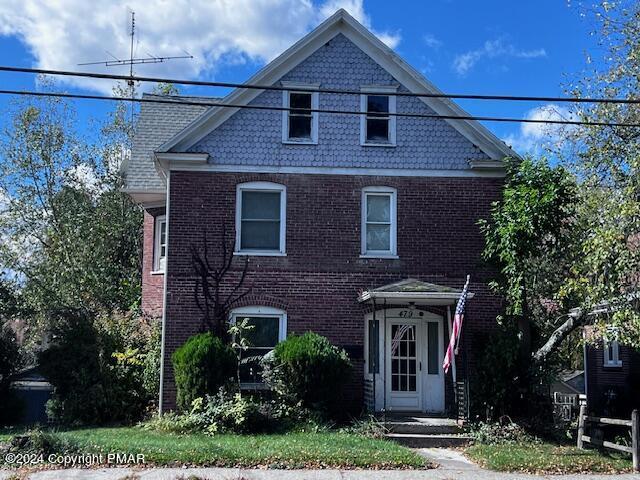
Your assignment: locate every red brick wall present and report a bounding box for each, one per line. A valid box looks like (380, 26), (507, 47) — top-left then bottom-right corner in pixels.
(141, 208), (165, 319)
(585, 343), (640, 416)
(160, 171), (504, 411)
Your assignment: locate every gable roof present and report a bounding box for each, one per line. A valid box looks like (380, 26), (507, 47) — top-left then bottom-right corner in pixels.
(358, 278), (475, 305)
(159, 9), (516, 160)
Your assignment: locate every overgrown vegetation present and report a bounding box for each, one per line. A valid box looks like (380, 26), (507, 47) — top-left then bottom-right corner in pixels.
(39, 309), (160, 425)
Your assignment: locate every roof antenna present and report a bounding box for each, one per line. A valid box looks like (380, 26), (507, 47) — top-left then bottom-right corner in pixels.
(78, 9), (194, 124)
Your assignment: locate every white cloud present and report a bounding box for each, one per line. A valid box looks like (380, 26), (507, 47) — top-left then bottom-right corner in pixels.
(503, 104), (577, 155)
(0, 0), (401, 94)
(423, 33), (442, 50)
(453, 38), (546, 76)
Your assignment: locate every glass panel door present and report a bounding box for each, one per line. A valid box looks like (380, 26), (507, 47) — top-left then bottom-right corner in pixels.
(390, 324), (418, 393)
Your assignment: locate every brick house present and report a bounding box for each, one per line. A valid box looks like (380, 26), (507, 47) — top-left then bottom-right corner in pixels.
(584, 328), (640, 417)
(124, 9), (515, 414)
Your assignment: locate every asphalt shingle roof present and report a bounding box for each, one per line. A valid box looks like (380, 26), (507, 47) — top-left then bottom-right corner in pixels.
(125, 93), (219, 191)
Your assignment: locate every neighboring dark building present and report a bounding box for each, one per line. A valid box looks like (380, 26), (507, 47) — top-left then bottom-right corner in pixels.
(584, 332), (640, 417)
(9, 366), (52, 424)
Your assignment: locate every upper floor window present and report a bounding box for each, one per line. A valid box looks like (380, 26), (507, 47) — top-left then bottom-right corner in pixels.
(153, 215), (167, 272)
(361, 186), (397, 257)
(235, 182), (286, 255)
(230, 306), (287, 385)
(360, 87), (397, 146)
(604, 339), (622, 367)
(282, 83), (319, 144)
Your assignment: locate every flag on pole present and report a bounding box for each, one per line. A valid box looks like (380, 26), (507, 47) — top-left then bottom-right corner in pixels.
(443, 276), (470, 374)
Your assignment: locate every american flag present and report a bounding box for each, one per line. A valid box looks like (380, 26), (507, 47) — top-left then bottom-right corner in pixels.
(443, 276), (470, 374)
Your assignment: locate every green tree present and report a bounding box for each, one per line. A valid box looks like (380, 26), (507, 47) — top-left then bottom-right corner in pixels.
(479, 157), (578, 363)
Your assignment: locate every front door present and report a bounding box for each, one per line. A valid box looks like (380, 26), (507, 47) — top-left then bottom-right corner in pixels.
(386, 320), (422, 411)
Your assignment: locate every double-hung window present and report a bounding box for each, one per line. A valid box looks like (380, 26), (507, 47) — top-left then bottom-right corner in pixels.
(361, 187), (397, 257)
(230, 306), (287, 385)
(360, 87), (397, 146)
(236, 182), (286, 255)
(604, 339), (622, 367)
(282, 83), (319, 144)
(153, 215), (167, 272)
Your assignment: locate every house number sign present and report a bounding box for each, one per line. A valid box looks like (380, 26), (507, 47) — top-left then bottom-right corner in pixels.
(398, 310), (414, 318)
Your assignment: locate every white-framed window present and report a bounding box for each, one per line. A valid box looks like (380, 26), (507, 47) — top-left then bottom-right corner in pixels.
(153, 215), (167, 272)
(360, 86), (397, 146)
(361, 186), (397, 257)
(282, 82), (319, 144)
(604, 339), (622, 367)
(235, 182), (286, 255)
(230, 306), (287, 385)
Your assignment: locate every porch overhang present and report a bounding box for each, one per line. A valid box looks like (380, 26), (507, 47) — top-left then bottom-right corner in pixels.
(358, 278), (474, 306)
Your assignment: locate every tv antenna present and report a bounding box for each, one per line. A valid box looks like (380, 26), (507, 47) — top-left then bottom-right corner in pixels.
(78, 10), (193, 123)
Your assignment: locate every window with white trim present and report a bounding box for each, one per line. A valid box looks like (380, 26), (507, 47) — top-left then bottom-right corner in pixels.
(282, 85), (318, 144)
(153, 215), (167, 272)
(360, 88), (397, 146)
(230, 306), (287, 385)
(604, 339), (622, 367)
(361, 187), (397, 257)
(236, 182), (286, 255)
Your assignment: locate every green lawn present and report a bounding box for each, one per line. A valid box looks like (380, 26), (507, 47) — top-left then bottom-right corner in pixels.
(466, 442), (633, 474)
(5, 427), (428, 469)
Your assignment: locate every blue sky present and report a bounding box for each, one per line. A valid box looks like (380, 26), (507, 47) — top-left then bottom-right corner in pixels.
(0, 0), (597, 154)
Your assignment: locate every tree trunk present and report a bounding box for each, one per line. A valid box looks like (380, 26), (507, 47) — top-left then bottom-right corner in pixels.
(533, 310), (587, 363)
(518, 280), (532, 363)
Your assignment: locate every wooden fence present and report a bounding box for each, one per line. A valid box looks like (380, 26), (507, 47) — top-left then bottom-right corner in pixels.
(577, 405), (639, 471)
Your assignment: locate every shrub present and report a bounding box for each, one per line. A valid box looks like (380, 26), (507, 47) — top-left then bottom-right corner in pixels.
(470, 419), (541, 445)
(39, 309), (158, 425)
(7, 429), (77, 456)
(0, 323), (23, 426)
(262, 332), (351, 418)
(172, 333), (236, 412)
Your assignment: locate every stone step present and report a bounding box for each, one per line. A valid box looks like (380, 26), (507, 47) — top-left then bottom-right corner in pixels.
(384, 421), (462, 435)
(385, 433), (472, 448)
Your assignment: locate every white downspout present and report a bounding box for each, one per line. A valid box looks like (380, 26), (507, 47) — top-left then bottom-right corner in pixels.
(158, 171), (170, 414)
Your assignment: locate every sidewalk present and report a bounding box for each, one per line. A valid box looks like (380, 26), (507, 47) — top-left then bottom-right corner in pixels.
(2, 448), (639, 480)
(3, 466), (639, 479)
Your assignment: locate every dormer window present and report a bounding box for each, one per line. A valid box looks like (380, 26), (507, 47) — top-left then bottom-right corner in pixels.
(361, 87), (397, 146)
(282, 83), (318, 144)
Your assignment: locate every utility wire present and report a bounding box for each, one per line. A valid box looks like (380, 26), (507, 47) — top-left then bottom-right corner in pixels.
(1, 89), (639, 128)
(1, 65), (639, 105)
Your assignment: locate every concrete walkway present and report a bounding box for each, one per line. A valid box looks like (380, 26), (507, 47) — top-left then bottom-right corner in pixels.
(2, 466), (639, 479)
(2, 448), (639, 480)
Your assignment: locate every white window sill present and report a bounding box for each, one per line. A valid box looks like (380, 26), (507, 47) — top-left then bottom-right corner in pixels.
(603, 362), (622, 368)
(150, 270), (165, 276)
(360, 254), (399, 259)
(234, 251), (287, 257)
(283, 139), (317, 145)
(361, 142), (396, 148)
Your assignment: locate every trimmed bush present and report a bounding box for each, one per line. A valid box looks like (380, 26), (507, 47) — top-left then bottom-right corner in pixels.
(263, 332), (351, 418)
(172, 333), (236, 412)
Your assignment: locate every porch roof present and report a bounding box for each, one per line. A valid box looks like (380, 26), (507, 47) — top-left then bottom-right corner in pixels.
(358, 278), (474, 306)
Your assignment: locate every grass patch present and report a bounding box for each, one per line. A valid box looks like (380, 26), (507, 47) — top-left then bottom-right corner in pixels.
(6, 427), (427, 469)
(466, 442), (633, 474)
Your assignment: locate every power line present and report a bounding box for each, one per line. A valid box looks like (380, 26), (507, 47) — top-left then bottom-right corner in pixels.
(1, 65), (639, 105)
(1, 88), (639, 128)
